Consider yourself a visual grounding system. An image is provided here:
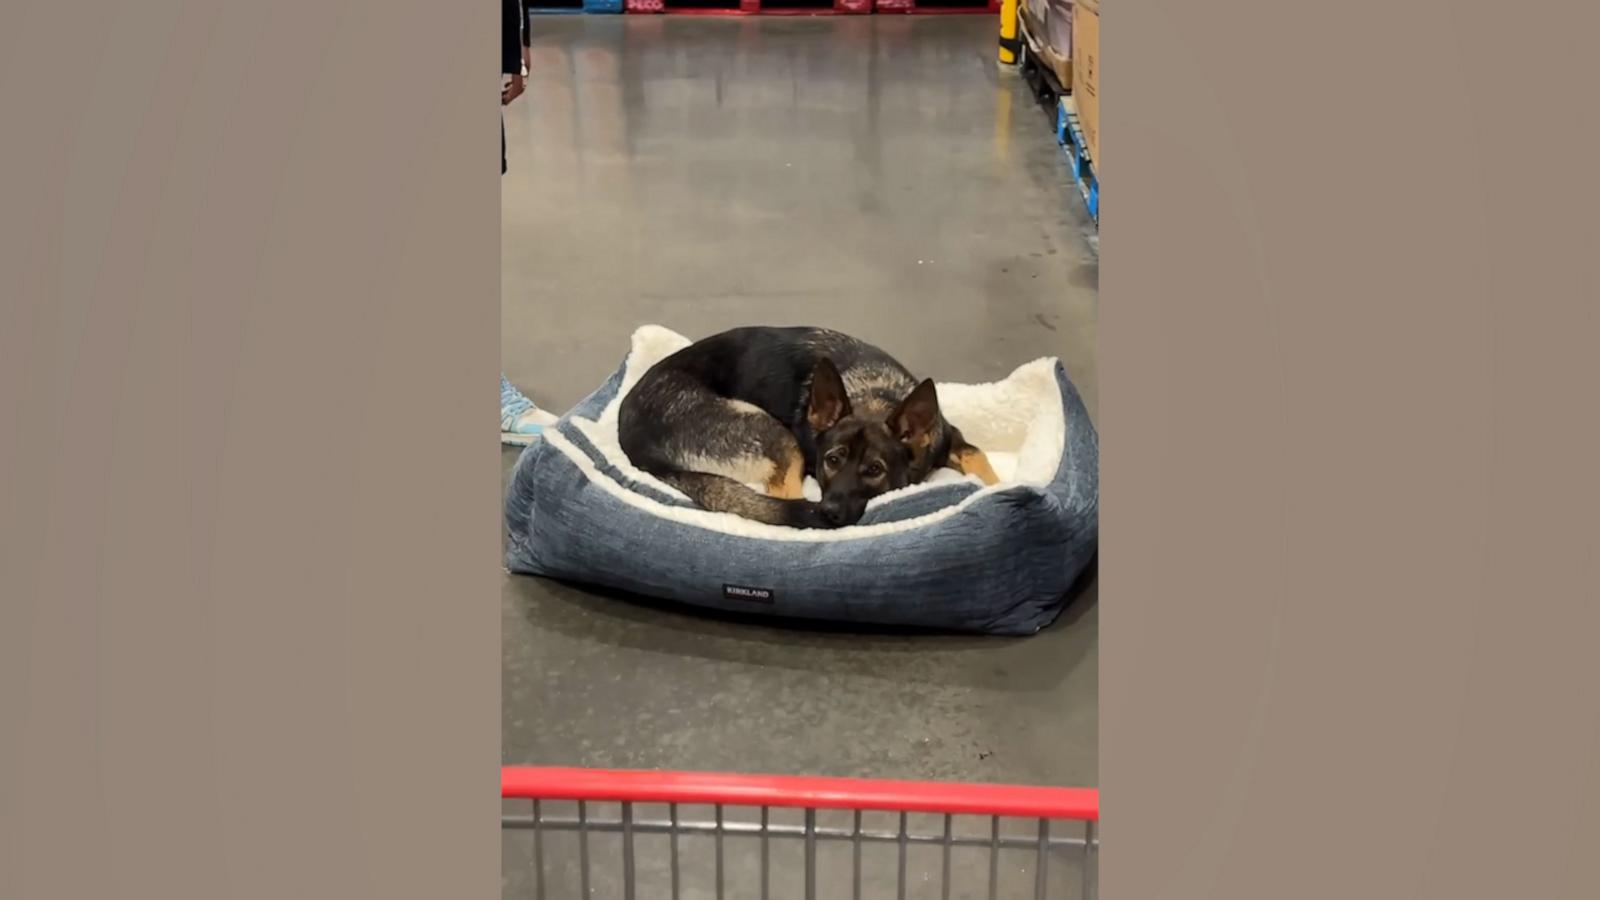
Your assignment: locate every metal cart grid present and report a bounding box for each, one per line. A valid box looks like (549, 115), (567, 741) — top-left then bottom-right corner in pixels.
(503, 766), (1099, 900)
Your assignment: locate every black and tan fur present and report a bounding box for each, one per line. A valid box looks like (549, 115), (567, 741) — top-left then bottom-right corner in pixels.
(618, 327), (999, 529)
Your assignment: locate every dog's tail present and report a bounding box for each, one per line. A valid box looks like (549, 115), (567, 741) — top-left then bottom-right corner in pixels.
(657, 471), (835, 529)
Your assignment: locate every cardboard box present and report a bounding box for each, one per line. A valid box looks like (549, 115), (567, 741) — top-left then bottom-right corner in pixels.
(1020, 0), (1073, 90)
(1019, 0), (1048, 57)
(1072, 0), (1100, 171)
(1020, 0), (1042, 44)
(1044, 0), (1074, 61)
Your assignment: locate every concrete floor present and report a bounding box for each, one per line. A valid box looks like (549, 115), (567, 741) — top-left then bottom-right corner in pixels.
(502, 15), (1096, 897)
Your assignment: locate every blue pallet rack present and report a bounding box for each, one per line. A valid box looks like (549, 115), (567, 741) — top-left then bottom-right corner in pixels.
(1056, 96), (1099, 223)
(1015, 19), (1097, 227)
(527, 0), (623, 13)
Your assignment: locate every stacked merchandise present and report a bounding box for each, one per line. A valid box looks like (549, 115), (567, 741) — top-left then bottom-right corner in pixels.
(1072, 0), (1098, 171)
(1017, 0), (1096, 222)
(1020, 0), (1074, 89)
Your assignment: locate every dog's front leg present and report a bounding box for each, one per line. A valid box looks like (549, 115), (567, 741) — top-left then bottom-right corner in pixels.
(948, 442), (1001, 486)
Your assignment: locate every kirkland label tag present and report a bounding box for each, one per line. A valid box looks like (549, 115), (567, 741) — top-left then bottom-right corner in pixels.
(722, 584), (775, 604)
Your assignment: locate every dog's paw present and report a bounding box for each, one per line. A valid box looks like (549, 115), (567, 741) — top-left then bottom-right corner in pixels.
(784, 502), (849, 530)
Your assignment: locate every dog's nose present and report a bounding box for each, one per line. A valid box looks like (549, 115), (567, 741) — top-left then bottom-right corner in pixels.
(820, 498), (865, 527)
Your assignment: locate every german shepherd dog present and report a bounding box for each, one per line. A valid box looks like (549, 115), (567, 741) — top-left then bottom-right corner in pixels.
(618, 327), (999, 529)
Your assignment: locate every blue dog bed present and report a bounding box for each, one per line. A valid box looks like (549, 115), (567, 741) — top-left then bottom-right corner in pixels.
(505, 327), (1098, 635)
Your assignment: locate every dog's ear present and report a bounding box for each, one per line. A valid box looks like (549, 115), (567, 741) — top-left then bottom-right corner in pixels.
(807, 359), (852, 432)
(890, 379), (941, 449)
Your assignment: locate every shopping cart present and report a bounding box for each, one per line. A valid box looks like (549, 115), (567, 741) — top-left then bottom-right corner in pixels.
(502, 766), (1098, 900)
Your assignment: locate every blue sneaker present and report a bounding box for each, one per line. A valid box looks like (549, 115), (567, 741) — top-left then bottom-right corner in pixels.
(501, 375), (558, 446)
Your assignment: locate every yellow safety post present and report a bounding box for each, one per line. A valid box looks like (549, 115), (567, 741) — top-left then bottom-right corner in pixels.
(998, 0), (1022, 65)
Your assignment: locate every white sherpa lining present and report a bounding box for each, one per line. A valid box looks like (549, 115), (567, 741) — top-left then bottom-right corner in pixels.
(546, 325), (1068, 542)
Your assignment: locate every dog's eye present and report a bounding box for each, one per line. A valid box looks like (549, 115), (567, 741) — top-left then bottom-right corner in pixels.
(862, 462), (885, 479)
(825, 452), (845, 469)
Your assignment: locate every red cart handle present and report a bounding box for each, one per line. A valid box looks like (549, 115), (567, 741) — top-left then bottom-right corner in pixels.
(502, 766), (1098, 822)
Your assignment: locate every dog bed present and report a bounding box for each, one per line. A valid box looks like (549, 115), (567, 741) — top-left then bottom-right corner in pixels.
(504, 326), (1098, 635)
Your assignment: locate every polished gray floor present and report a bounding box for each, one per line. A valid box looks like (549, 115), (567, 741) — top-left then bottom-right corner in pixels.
(502, 15), (1096, 896)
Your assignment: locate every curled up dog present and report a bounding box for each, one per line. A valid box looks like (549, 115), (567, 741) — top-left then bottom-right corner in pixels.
(618, 327), (1000, 529)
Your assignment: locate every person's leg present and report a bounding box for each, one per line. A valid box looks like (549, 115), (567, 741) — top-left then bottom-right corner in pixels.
(501, 15), (542, 445)
(501, 374), (558, 446)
